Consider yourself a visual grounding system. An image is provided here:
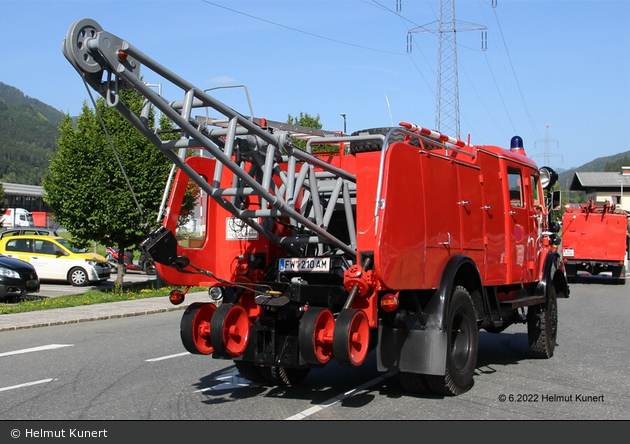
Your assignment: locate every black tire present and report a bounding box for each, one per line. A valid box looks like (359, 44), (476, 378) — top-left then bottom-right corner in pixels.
(349, 127), (419, 154)
(425, 286), (478, 396)
(144, 260), (157, 275)
(68, 267), (89, 287)
(298, 307), (334, 365)
(260, 366), (310, 386)
(612, 266), (625, 285)
(234, 361), (267, 384)
(527, 286), (558, 359)
(398, 372), (432, 395)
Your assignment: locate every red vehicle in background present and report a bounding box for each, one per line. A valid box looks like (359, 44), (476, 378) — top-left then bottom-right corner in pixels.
(562, 200), (629, 284)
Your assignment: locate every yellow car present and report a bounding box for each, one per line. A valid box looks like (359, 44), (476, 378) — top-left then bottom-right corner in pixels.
(0, 235), (111, 286)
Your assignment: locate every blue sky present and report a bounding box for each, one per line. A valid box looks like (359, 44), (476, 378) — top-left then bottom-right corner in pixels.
(1, 0), (629, 170)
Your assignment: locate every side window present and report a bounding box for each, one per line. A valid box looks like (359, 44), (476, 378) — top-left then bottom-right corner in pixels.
(507, 167), (523, 208)
(176, 177), (207, 249)
(6, 239), (32, 253)
(35, 240), (57, 255)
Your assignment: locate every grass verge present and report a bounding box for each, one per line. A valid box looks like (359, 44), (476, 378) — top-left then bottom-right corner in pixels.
(0, 281), (208, 315)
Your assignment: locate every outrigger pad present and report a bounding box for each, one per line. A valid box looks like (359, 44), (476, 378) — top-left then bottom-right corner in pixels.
(140, 226), (178, 266)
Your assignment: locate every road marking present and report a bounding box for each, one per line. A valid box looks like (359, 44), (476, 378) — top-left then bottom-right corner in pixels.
(0, 344), (74, 358)
(145, 352), (191, 362)
(284, 372), (396, 420)
(0, 378), (55, 393)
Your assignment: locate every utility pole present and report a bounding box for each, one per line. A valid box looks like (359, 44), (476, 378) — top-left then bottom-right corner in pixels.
(407, 0), (486, 138)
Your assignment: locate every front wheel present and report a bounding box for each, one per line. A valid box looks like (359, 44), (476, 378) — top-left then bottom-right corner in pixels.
(527, 286), (558, 359)
(426, 286), (478, 396)
(144, 260), (156, 275)
(68, 267), (89, 287)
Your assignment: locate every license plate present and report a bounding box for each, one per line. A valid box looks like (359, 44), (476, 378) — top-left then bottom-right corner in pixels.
(279, 257), (330, 273)
(562, 248), (574, 258)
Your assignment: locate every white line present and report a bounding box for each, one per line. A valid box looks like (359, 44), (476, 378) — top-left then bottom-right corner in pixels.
(284, 372), (396, 420)
(145, 352), (191, 362)
(0, 378), (55, 393)
(0, 344), (74, 358)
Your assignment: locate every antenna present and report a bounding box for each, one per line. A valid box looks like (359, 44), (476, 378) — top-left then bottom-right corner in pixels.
(407, 0), (487, 138)
(533, 125), (563, 166)
(385, 94), (394, 126)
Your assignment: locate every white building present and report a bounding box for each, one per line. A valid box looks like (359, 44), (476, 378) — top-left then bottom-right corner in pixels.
(568, 168), (630, 213)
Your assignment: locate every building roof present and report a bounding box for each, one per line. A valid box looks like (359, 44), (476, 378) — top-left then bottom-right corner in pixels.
(569, 172), (630, 191)
(0, 182), (44, 197)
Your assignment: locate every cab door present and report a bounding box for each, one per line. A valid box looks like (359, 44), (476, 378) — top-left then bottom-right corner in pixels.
(506, 165), (530, 283)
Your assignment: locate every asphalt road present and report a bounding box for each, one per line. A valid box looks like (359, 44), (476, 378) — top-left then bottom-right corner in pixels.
(0, 281), (628, 423)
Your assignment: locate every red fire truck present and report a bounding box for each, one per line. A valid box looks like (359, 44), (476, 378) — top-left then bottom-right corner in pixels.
(63, 19), (569, 396)
(562, 200), (628, 284)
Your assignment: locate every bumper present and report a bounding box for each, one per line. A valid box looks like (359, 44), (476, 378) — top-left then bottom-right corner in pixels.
(0, 277), (40, 299)
(87, 263), (111, 282)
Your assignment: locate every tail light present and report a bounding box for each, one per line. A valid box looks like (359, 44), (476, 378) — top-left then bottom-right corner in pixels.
(169, 286), (190, 305)
(380, 292), (399, 313)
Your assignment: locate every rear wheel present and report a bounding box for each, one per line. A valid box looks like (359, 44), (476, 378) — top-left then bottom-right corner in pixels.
(426, 286), (478, 396)
(527, 286), (558, 359)
(180, 302), (217, 355)
(210, 304), (250, 357)
(68, 267), (89, 286)
(299, 307), (335, 364)
(234, 361), (266, 384)
(333, 309), (370, 366)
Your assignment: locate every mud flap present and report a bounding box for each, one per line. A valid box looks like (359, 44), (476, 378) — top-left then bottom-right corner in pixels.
(376, 324), (447, 376)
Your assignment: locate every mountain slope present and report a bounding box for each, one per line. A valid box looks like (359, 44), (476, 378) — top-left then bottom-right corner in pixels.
(0, 84), (61, 185)
(558, 150), (630, 189)
(0, 82), (65, 125)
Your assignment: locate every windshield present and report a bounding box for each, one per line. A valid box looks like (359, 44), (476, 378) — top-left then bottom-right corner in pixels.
(56, 238), (87, 253)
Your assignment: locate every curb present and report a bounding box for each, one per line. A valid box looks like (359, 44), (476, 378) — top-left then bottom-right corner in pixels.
(0, 305), (189, 332)
(0, 292), (211, 333)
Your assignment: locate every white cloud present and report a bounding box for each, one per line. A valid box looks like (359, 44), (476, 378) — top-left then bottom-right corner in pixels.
(208, 76), (236, 84)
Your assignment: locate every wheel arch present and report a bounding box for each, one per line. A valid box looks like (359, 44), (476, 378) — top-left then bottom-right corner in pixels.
(427, 254), (484, 330)
(538, 250), (569, 300)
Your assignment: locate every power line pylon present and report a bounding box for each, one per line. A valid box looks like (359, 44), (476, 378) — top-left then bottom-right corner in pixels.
(533, 125), (563, 167)
(407, 0), (486, 138)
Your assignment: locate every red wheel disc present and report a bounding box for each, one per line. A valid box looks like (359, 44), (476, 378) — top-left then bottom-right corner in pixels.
(313, 309), (335, 363)
(222, 304), (250, 357)
(180, 302), (217, 355)
(333, 309), (370, 366)
(299, 307), (335, 364)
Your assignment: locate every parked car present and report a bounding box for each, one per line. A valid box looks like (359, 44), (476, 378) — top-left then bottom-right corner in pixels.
(0, 227), (60, 240)
(0, 235), (111, 286)
(0, 253), (40, 302)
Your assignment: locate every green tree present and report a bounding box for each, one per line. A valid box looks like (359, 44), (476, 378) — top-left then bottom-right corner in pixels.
(287, 112), (337, 153)
(604, 156), (630, 172)
(0, 182), (5, 217)
(42, 90), (172, 287)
